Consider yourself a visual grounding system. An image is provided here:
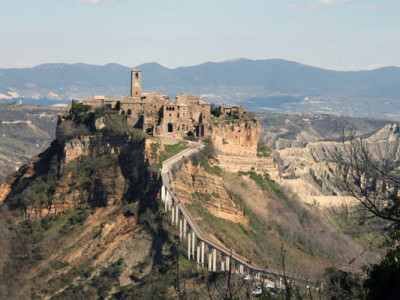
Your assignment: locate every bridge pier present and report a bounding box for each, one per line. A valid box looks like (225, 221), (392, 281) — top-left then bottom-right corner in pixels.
(187, 228), (192, 260)
(183, 218), (187, 238)
(201, 241), (205, 269)
(175, 204), (179, 227)
(161, 184), (166, 203)
(171, 202), (175, 224)
(212, 248), (217, 272)
(221, 254), (226, 271)
(167, 192), (172, 210)
(191, 231), (196, 259)
(239, 264), (244, 275)
(208, 248), (212, 271)
(179, 216), (183, 239)
(225, 255), (230, 272)
(196, 238), (201, 268)
(234, 260), (239, 274)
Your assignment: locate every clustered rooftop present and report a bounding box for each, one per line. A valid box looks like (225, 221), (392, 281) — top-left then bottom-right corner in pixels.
(77, 69), (248, 137)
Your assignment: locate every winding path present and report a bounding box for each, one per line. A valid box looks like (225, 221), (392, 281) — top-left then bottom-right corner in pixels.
(160, 140), (315, 286)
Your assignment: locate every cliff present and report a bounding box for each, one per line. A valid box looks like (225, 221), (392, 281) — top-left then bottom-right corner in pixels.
(0, 104), (193, 299)
(273, 123), (400, 207)
(209, 120), (260, 155)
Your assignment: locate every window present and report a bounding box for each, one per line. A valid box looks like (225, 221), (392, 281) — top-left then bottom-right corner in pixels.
(135, 73), (139, 79)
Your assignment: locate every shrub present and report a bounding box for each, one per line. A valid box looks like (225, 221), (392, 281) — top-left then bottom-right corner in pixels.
(257, 143), (272, 157)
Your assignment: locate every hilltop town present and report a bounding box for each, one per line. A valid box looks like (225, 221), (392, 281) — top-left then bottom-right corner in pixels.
(75, 69), (253, 138)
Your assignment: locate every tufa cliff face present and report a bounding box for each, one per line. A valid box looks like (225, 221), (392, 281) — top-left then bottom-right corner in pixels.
(1, 105), (164, 217)
(172, 120), (262, 225)
(0, 105), (188, 299)
(173, 159), (248, 224)
(209, 120), (260, 155)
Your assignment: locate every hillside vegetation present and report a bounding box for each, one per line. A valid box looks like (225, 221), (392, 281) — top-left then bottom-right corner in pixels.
(172, 148), (381, 281)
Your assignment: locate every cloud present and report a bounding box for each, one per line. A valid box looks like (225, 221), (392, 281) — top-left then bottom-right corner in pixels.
(289, 0), (351, 10)
(365, 63), (388, 70)
(362, 4), (379, 10)
(47, 91), (60, 99)
(74, 0), (129, 3)
(0, 91), (20, 99)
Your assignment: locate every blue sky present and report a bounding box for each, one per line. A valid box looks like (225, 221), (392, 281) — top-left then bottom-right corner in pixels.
(0, 0), (398, 70)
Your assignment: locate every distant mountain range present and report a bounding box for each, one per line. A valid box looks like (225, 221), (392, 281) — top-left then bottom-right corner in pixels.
(1, 59), (400, 119)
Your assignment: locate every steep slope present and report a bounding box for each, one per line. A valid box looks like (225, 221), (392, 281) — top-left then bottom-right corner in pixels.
(0, 105), (193, 299)
(170, 127), (381, 280)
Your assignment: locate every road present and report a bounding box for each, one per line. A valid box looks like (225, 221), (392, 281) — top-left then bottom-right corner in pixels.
(161, 140), (315, 285)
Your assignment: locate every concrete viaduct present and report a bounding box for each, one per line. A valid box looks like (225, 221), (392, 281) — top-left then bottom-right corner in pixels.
(159, 142), (315, 286)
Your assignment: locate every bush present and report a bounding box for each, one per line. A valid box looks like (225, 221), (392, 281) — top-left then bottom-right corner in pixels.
(365, 247), (400, 300)
(257, 143), (272, 157)
(211, 105), (222, 117)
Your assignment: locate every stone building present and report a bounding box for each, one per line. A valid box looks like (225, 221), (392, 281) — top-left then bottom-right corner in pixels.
(77, 69), (246, 138)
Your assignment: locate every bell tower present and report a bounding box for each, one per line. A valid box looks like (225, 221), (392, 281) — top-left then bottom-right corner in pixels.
(131, 68), (142, 97)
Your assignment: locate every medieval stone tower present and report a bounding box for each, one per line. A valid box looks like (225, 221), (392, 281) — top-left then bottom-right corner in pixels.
(131, 68), (142, 97)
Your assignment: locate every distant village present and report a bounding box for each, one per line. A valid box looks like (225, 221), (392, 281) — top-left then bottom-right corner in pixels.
(76, 69), (252, 138)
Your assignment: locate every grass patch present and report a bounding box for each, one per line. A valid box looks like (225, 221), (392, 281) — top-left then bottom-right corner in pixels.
(186, 198), (271, 267)
(150, 142), (160, 157)
(192, 192), (211, 203)
(156, 141), (188, 169)
(191, 154), (222, 176)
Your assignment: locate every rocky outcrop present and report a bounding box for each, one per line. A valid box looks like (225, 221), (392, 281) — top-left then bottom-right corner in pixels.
(274, 123), (400, 207)
(173, 160), (248, 224)
(2, 131), (164, 217)
(209, 121), (260, 155)
(62, 135), (126, 164)
(0, 182), (12, 204)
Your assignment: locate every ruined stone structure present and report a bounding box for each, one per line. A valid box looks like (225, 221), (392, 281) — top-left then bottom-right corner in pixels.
(77, 69), (250, 137)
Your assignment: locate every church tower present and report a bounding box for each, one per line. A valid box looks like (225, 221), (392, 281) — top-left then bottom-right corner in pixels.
(131, 69), (142, 97)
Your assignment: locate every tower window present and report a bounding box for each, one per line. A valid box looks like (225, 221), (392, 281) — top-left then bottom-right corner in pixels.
(135, 73), (139, 79)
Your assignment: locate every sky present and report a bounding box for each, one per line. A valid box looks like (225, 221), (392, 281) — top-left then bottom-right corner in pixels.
(0, 0), (399, 70)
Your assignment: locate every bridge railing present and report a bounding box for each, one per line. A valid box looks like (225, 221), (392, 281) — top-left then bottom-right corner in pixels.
(160, 142), (317, 286)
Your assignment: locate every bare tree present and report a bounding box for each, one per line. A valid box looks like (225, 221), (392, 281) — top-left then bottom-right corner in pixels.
(280, 243), (292, 300)
(173, 249), (186, 300)
(330, 130), (400, 241)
